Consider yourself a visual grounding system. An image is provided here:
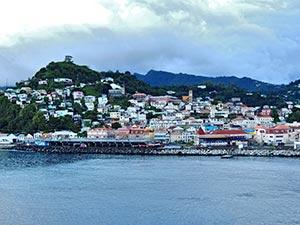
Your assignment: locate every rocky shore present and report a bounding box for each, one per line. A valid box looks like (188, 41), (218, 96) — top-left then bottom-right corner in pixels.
(11, 144), (300, 157)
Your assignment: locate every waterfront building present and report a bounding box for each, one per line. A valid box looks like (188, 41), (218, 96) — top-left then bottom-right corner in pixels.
(255, 124), (299, 145)
(198, 129), (249, 147)
(87, 128), (114, 139)
(49, 130), (78, 139)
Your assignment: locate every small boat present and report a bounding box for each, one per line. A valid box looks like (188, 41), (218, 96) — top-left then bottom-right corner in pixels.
(221, 154), (234, 159)
(0, 139), (12, 145)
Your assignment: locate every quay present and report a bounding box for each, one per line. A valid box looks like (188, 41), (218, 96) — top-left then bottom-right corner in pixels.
(9, 140), (300, 157)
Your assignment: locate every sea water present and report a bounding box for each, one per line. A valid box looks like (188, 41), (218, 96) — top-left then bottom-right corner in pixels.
(1, 150), (300, 225)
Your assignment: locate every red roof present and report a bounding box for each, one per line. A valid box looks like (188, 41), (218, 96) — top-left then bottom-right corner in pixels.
(254, 125), (266, 130)
(291, 126), (300, 130)
(117, 127), (130, 131)
(273, 124), (290, 130)
(132, 93), (146, 97)
(266, 129), (288, 134)
(197, 127), (206, 135)
(212, 130), (246, 135)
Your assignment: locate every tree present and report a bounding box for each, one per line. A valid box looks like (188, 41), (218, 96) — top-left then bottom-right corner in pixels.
(31, 111), (47, 132)
(146, 112), (159, 120)
(271, 108), (280, 123)
(46, 116), (79, 133)
(78, 131), (87, 138)
(84, 110), (98, 121)
(228, 114), (237, 120)
(73, 102), (84, 115)
(287, 108), (300, 123)
(111, 122), (122, 129)
(211, 100), (218, 105)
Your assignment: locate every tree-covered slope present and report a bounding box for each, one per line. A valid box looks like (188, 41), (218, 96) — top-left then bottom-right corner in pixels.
(16, 61), (154, 95)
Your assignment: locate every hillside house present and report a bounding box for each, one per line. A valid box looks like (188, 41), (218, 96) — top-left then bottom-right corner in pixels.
(98, 95), (108, 106)
(38, 80), (48, 85)
(72, 91), (84, 100)
(132, 92), (147, 102)
(54, 78), (73, 84)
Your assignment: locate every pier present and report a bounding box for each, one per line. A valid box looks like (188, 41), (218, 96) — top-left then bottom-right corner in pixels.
(35, 138), (150, 148)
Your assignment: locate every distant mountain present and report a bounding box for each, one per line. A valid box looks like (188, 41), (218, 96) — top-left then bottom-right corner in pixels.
(278, 79), (300, 102)
(134, 70), (284, 93)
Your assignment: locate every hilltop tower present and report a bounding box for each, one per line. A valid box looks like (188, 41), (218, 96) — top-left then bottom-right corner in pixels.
(65, 55), (73, 63)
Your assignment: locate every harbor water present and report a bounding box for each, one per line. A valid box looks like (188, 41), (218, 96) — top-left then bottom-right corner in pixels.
(1, 150), (300, 225)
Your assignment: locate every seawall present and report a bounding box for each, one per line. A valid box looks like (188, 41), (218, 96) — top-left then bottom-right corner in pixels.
(12, 145), (300, 157)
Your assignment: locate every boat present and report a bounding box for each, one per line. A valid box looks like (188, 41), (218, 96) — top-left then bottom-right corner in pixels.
(0, 138), (15, 149)
(221, 154), (234, 159)
(163, 144), (183, 150)
(0, 138), (12, 145)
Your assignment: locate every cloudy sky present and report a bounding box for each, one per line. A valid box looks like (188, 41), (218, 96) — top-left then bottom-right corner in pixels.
(0, 0), (299, 85)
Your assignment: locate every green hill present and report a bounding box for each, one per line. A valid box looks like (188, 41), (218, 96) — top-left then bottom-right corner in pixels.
(17, 61), (154, 95)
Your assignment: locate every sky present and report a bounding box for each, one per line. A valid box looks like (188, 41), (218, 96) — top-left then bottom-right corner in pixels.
(0, 0), (299, 86)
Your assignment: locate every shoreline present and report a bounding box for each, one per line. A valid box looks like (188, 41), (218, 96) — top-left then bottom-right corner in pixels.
(8, 145), (300, 157)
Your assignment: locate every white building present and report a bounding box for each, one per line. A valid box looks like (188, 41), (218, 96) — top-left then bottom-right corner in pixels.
(72, 91), (84, 100)
(98, 95), (108, 106)
(50, 130), (77, 139)
(254, 116), (274, 127)
(110, 111), (121, 119)
(84, 95), (96, 103)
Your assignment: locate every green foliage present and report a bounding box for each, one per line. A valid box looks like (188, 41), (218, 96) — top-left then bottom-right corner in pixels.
(111, 122), (122, 129)
(82, 86), (100, 97)
(31, 111), (47, 132)
(287, 108), (300, 123)
(198, 113), (210, 119)
(0, 96), (21, 133)
(73, 102), (84, 115)
(228, 114), (237, 120)
(271, 108), (280, 123)
(35, 61), (102, 83)
(78, 131), (87, 138)
(46, 116), (79, 133)
(111, 98), (131, 109)
(211, 100), (219, 105)
(0, 96), (79, 133)
(83, 110), (98, 121)
(146, 112), (160, 120)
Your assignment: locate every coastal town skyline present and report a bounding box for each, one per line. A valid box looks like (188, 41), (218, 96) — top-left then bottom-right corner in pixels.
(0, 0), (299, 85)
(0, 60), (299, 148)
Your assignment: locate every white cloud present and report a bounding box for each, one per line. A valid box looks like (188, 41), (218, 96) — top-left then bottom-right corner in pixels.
(0, 0), (112, 46)
(0, 0), (299, 85)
